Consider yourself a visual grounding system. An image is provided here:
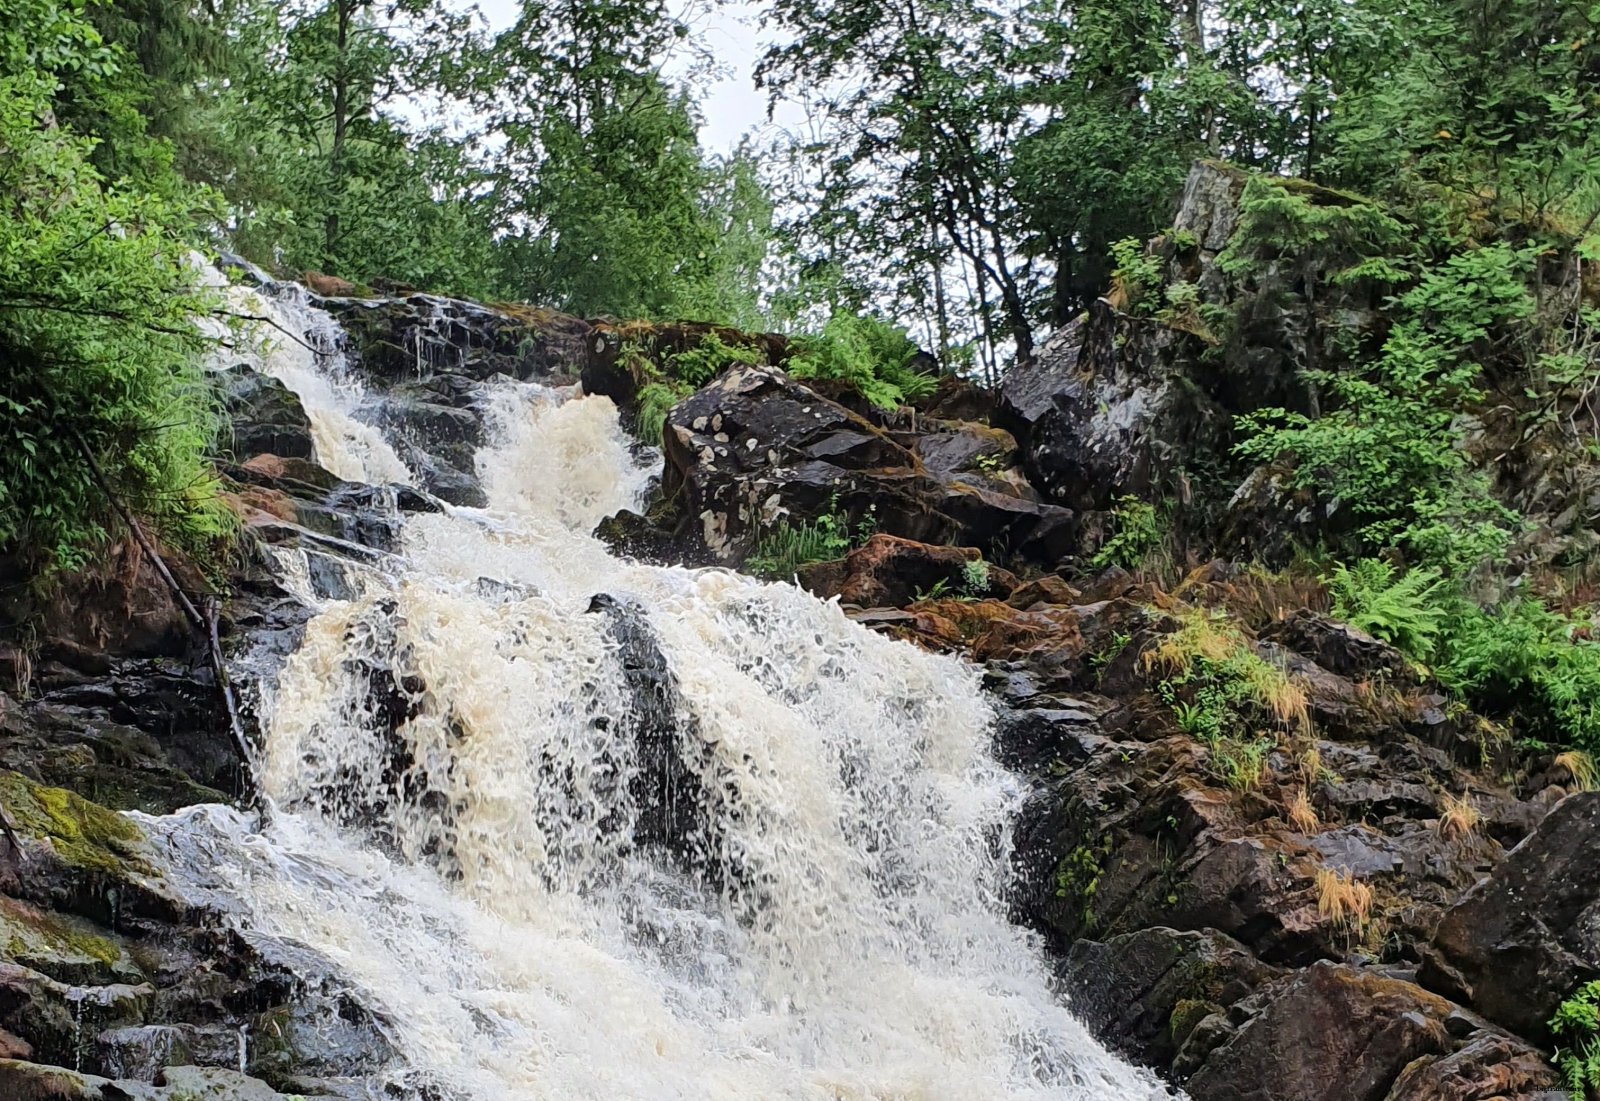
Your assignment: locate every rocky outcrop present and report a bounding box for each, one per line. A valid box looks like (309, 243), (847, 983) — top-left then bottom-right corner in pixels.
(1422, 791), (1600, 1041)
(797, 534), (1013, 607)
(827, 562), (1567, 1097)
(658, 366), (1079, 567)
(216, 367), (315, 462)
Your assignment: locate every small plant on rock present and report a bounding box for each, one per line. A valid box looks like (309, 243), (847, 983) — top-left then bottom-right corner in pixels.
(1147, 609), (1309, 746)
(1287, 788), (1320, 833)
(1091, 496), (1164, 572)
(1556, 749), (1600, 792)
(960, 557), (990, 596)
(1437, 791), (1481, 841)
(745, 509), (853, 580)
(1325, 558), (1448, 662)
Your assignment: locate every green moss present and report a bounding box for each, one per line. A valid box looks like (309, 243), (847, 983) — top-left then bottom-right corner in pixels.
(1169, 996), (1217, 1042)
(0, 897), (141, 986)
(0, 770), (149, 874)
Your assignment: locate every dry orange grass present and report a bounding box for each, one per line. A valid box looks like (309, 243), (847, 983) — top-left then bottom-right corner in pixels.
(1287, 788), (1320, 833)
(1556, 749), (1600, 792)
(1438, 792), (1482, 841)
(1316, 867), (1374, 931)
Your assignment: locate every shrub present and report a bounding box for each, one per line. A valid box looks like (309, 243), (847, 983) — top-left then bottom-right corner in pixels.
(634, 381), (689, 447)
(1437, 600), (1600, 754)
(664, 332), (763, 387)
(1325, 559), (1448, 661)
(786, 311), (939, 410)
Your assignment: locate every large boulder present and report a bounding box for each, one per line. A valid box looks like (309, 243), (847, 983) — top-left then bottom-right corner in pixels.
(1175, 962), (1555, 1101)
(215, 366), (314, 461)
(796, 534), (1009, 607)
(1422, 790), (1600, 1040)
(660, 366), (1078, 566)
(661, 367), (952, 559)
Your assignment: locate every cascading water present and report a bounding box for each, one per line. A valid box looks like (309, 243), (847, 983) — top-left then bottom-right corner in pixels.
(144, 288), (1174, 1099)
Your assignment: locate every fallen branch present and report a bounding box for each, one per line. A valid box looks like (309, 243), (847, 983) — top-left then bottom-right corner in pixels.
(71, 430), (262, 816)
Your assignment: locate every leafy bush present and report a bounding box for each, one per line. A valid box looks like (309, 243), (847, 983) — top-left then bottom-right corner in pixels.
(1325, 559), (1448, 661)
(1436, 600), (1600, 754)
(1551, 981), (1600, 1099)
(1110, 235), (1163, 314)
(1229, 183), (1531, 571)
(0, 46), (231, 573)
(1091, 496), (1163, 571)
(786, 311), (939, 410)
(960, 557), (990, 595)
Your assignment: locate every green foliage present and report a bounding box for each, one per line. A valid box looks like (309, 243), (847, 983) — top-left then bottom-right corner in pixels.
(1148, 610), (1307, 744)
(745, 503), (872, 580)
(1110, 236), (1164, 315)
(0, 8), (231, 572)
(1325, 560), (1448, 661)
(1551, 981), (1600, 1099)
(634, 382), (689, 448)
(1437, 600), (1600, 755)
(1235, 221), (1533, 570)
(960, 558), (990, 596)
(1092, 496), (1164, 571)
(665, 333), (763, 388)
(1208, 736), (1274, 793)
(786, 312), (938, 410)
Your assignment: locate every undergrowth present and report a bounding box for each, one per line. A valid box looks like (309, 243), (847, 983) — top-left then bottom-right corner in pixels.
(745, 501), (873, 580)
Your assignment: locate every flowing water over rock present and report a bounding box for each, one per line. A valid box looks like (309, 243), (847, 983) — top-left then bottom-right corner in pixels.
(144, 292), (1172, 1099)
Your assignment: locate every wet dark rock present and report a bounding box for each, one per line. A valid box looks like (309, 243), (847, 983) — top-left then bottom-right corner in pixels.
(1060, 926), (1281, 1069)
(659, 366), (1079, 568)
(911, 422), (1017, 480)
(327, 294), (587, 383)
(215, 366), (315, 462)
(1258, 610), (1409, 681)
(1174, 962), (1555, 1101)
(1422, 790), (1600, 1041)
(586, 594), (719, 877)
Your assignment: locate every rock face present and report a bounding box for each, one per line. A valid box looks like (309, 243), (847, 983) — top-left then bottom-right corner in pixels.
(1422, 791), (1600, 1040)
(216, 366), (315, 461)
(845, 569), (1565, 1098)
(660, 366), (1079, 567)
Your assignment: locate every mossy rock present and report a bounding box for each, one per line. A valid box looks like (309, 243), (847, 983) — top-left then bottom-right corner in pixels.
(0, 897), (142, 986)
(0, 771), (149, 876)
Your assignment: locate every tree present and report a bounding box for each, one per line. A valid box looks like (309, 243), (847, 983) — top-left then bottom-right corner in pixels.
(0, 0), (230, 571)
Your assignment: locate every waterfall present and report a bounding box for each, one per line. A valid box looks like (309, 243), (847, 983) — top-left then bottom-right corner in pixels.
(145, 287), (1173, 1100)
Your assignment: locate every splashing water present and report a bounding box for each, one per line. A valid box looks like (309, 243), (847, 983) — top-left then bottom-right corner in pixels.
(200, 271), (413, 486)
(146, 314), (1173, 1099)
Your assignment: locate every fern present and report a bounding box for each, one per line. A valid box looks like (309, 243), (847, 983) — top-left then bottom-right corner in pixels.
(1325, 559), (1448, 661)
(635, 382), (688, 447)
(1552, 981), (1600, 1099)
